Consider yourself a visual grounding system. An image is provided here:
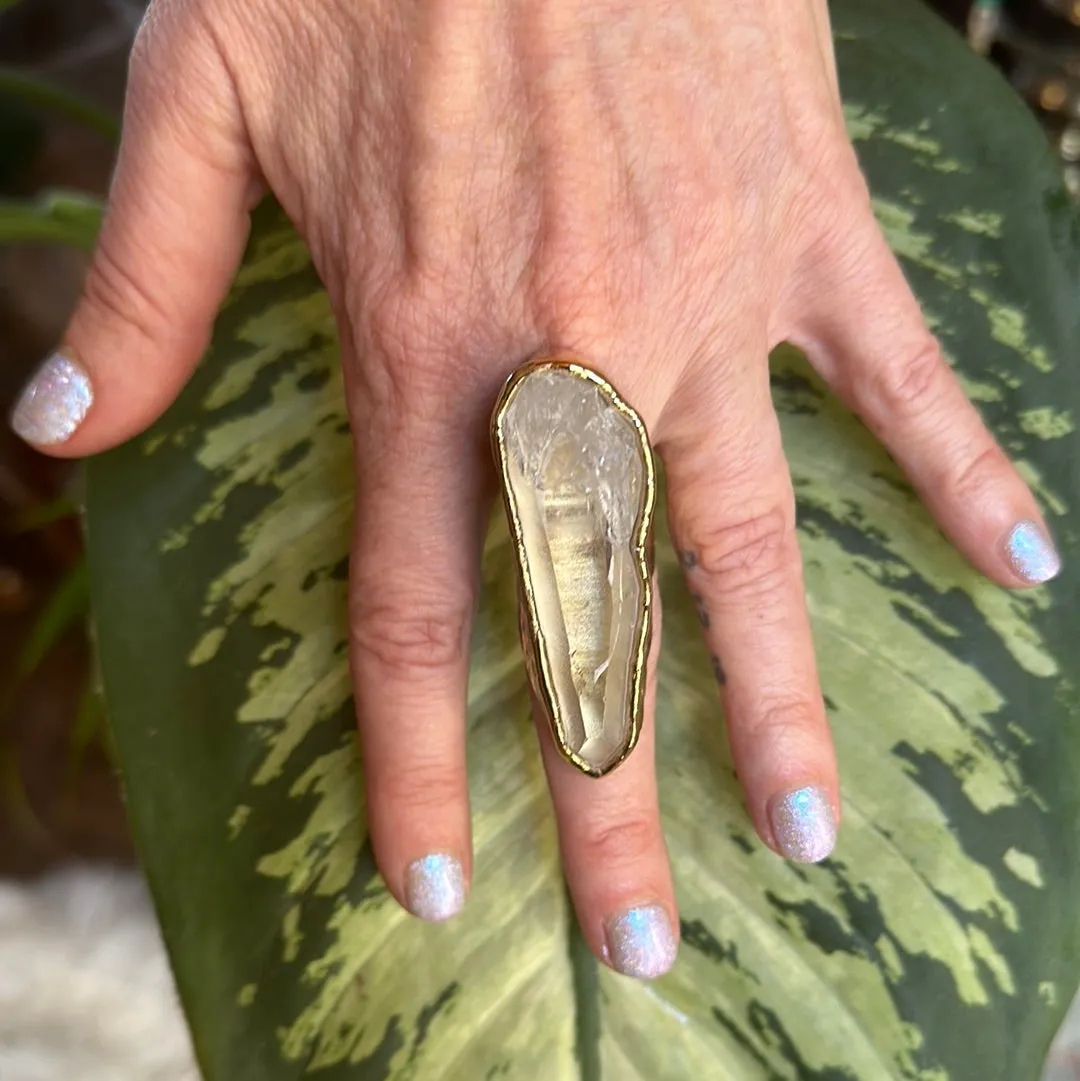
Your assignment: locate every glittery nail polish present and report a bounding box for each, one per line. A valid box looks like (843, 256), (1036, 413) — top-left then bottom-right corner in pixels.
(769, 785), (836, 863)
(10, 351), (93, 446)
(405, 853), (466, 922)
(1006, 520), (1061, 584)
(605, 904), (677, 979)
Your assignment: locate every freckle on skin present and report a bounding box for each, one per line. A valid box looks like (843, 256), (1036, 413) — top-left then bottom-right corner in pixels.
(680, 549), (697, 570)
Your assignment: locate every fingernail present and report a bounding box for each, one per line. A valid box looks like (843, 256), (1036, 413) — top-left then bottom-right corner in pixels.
(1005, 520), (1061, 584)
(10, 351), (93, 446)
(769, 785), (836, 863)
(405, 853), (466, 922)
(605, 904), (677, 979)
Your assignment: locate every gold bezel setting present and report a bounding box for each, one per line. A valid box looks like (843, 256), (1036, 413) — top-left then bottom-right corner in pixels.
(490, 357), (656, 778)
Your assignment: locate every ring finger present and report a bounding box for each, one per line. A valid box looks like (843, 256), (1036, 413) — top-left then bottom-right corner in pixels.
(661, 350), (840, 864)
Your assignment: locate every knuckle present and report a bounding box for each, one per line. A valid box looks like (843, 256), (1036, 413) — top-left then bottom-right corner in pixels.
(690, 506), (795, 601)
(580, 813), (661, 869)
(876, 337), (946, 416)
(949, 441), (1008, 504)
(535, 258), (616, 334)
(350, 593), (471, 679)
(749, 695), (821, 747)
(380, 759), (464, 817)
(360, 284), (460, 414)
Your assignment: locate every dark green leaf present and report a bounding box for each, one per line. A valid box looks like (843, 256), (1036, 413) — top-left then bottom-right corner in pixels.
(67, 684), (111, 779)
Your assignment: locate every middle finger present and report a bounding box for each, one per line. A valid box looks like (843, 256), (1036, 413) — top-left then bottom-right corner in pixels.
(539, 603), (679, 981)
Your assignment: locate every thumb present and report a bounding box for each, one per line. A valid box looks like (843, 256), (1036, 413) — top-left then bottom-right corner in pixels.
(9, 24), (255, 455)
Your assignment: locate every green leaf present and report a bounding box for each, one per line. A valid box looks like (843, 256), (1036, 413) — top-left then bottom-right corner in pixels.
(0, 67), (120, 141)
(66, 684), (111, 779)
(14, 559), (89, 681)
(0, 744), (50, 845)
(85, 1), (1080, 1080)
(0, 189), (103, 249)
(0, 557), (91, 786)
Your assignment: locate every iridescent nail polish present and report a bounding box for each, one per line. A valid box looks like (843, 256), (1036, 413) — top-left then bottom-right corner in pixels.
(769, 786), (836, 863)
(605, 904), (677, 979)
(10, 351), (93, 446)
(405, 853), (466, 922)
(1006, 520), (1061, 584)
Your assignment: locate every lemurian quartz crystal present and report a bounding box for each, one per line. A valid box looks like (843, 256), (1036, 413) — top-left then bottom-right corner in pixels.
(491, 360), (655, 777)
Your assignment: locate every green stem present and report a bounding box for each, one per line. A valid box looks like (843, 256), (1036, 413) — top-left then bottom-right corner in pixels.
(0, 68), (120, 141)
(0, 748), (51, 849)
(0, 191), (103, 250)
(0, 209), (92, 246)
(13, 494), (80, 533)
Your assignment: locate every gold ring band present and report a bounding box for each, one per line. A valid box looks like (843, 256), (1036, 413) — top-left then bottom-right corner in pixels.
(490, 357), (656, 777)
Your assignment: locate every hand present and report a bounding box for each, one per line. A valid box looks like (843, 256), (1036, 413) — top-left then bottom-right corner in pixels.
(11, 0), (1060, 979)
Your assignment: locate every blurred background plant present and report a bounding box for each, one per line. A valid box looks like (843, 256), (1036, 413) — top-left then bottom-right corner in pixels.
(0, 0), (136, 875)
(960, 0), (1080, 197)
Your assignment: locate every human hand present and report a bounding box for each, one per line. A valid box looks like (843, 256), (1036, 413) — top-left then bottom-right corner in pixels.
(10, 0), (1060, 979)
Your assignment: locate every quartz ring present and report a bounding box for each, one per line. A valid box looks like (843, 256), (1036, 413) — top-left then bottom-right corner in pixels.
(490, 357), (656, 777)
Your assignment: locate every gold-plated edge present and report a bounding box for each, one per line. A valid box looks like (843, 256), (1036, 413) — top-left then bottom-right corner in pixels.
(489, 355), (656, 778)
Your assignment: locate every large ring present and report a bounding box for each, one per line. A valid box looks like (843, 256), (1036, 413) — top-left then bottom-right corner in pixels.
(490, 357), (656, 777)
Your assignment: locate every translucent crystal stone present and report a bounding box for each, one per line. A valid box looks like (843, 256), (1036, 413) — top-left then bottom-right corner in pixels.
(496, 367), (652, 775)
